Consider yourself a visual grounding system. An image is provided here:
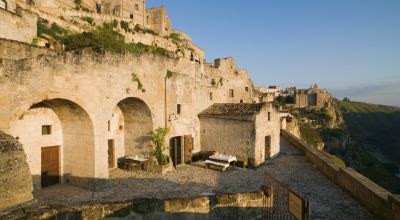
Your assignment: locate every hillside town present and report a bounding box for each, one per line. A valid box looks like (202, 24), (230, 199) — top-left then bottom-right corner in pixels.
(0, 1), (399, 219)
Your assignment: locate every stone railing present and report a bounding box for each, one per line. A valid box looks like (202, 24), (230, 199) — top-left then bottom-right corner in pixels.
(281, 129), (400, 220)
(1, 191), (266, 219)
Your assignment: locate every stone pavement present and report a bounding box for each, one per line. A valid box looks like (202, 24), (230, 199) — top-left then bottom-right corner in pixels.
(30, 138), (375, 219)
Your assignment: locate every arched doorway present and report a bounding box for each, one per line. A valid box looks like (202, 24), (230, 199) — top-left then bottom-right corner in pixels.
(10, 98), (95, 190)
(109, 98), (153, 165)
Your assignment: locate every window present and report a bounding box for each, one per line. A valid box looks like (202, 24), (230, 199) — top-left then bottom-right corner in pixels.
(229, 89), (234, 98)
(245, 87), (249, 92)
(240, 99), (243, 103)
(0, 0), (7, 10)
(119, 125), (123, 130)
(42, 125), (51, 135)
(130, 14), (133, 19)
(107, 120), (110, 131)
(268, 112), (271, 121)
(135, 4), (139, 10)
(177, 104), (181, 114)
(210, 92), (213, 101)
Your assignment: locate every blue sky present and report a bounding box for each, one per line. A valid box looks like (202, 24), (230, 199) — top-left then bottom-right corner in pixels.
(147, 0), (400, 106)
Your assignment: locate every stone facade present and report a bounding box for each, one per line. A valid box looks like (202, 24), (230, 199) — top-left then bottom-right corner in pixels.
(0, 2), (37, 44)
(0, 0), (282, 194)
(0, 40), (281, 190)
(199, 103), (280, 167)
(289, 84), (331, 108)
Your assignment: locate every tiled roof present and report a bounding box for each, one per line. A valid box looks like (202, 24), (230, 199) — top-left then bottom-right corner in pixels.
(199, 103), (263, 116)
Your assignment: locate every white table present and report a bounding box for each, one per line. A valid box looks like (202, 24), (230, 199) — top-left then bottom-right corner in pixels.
(205, 153), (237, 171)
(209, 154), (237, 163)
(125, 156), (149, 170)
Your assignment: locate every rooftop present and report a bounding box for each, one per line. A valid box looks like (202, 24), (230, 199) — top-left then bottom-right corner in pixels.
(199, 103), (264, 116)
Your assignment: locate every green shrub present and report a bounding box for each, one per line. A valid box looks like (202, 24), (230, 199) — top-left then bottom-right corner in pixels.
(332, 155), (346, 168)
(80, 16), (95, 26)
(120, 20), (130, 32)
(37, 19), (69, 41)
(151, 127), (170, 165)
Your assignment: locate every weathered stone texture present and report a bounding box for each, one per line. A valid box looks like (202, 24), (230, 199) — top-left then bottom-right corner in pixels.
(0, 130), (33, 210)
(0, 7), (37, 44)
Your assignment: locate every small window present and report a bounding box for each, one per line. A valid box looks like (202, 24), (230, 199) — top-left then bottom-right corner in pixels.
(135, 4), (139, 10)
(240, 99), (243, 103)
(147, 16), (149, 23)
(229, 89), (234, 98)
(130, 14), (133, 19)
(0, 0), (7, 10)
(177, 104), (181, 114)
(210, 92), (213, 101)
(42, 125), (51, 135)
(119, 125), (123, 130)
(245, 87), (249, 92)
(268, 112), (271, 121)
(107, 120), (110, 131)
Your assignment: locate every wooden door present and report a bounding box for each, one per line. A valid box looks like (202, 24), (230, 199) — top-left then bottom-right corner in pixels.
(108, 139), (115, 168)
(265, 136), (271, 159)
(170, 137), (182, 167)
(41, 146), (60, 187)
(184, 135), (193, 164)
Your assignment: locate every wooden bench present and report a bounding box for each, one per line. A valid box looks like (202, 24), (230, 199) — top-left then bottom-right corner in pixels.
(205, 159), (230, 171)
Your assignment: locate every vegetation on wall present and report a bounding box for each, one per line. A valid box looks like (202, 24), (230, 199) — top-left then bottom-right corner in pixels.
(151, 127), (170, 165)
(131, 73), (145, 92)
(37, 18), (70, 42)
(62, 23), (171, 57)
(80, 16), (95, 26)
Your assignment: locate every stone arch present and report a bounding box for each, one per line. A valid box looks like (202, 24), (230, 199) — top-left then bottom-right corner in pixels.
(10, 98), (95, 190)
(110, 97), (154, 159)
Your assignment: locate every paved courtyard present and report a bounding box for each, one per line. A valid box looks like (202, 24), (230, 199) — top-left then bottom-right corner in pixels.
(30, 138), (375, 219)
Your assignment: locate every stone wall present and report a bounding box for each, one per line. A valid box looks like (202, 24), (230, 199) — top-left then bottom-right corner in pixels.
(0, 38), (56, 60)
(281, 129), (400, 220)
(0, 130), (33, 210)
(0, 7), (37, 43)
(1, 191), (265, 219)
(199, 116), (255, 165)
(0, 39), (257, 189)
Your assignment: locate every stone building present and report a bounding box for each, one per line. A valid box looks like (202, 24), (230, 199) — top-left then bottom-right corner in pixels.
(285, 84), (331, 108)
(254, 85), (282, 103)
(0, 0), (282, 194)
(199, 103), (280, 167)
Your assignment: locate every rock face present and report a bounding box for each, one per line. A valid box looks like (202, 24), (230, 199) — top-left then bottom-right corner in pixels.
(0, 130), (33, 210)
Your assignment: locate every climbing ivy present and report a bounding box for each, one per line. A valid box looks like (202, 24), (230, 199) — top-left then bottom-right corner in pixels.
(131, 73), (145, 92)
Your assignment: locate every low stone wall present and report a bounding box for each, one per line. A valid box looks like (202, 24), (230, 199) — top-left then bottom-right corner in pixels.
(281, 129), (400, 220)
(0, 131), (33, 210)
(2, 191), (265, 220)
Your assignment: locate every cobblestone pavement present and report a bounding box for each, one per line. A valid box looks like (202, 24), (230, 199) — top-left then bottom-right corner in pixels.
(32, 138), (375, 219)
